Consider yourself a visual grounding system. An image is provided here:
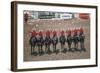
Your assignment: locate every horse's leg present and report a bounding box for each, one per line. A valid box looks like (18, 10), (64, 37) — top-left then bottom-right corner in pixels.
(52, 44), (54, 52)
(76, 42), (78, 51)
(73, 41), (75, 49)
(49, 44), (51, 52)
(38, 45), (40, 54)
(55, 44), (59, 54)
(45, 44), (47, 53)
(47, 44), (49, 52)
(32, 44), (36, 54)
(62, 44), (64, 50)
(40, 45), (43, 52)
(61, 43), (64, 52)
(74, 42), (77, 51)
(47, 44), (51, 53)
(61, 43), (63, 51)
(31, 45), (33, 55)
(53, 44), (55, 52)
(80, 41), (83, 52)
(73, 41), (76, 51)
(81, 41), (86, 52)
(68, 42), (71, 51)
(54, 44), (56, 52)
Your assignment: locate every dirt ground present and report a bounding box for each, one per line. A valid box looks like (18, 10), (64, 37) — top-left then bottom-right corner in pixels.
(24, 18), (90, 61)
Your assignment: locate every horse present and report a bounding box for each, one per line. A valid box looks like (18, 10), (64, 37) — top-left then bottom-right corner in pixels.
(52, 35), (58, 53)
(37, 35), (44, 55)
(78, 34), (86, 52)
(72, 34), (79, 51)
(44, 36), (52, 54)
(59, 35), (66, 52)
(67, 35), (72, 51)
(29, 36), (37, 55)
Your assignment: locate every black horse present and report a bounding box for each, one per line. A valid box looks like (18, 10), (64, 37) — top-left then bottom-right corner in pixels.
(52, 35), (58, 53)
(59, 35), (66, 52)
(67, 35), (72, 51)
(29, 36), (37, 55)
(44, 36), (52, 54)
(37, 35), (44, 55)
(78, 33), (86, 52)
(72, 33), (79, 51)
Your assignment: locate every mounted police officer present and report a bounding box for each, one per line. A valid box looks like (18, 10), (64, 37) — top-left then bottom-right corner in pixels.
(78, 28), (86, 52)
(59, 31), (66, 52)
(52, 30), (58, 53)
(37, 30), (44, 55)
(29, 30), (37, 55)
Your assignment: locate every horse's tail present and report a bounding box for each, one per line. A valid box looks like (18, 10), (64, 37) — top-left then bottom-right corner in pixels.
(29, 37), (33, 45)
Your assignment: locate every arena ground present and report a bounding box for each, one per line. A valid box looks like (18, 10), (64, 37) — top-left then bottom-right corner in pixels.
(24, 18), (90, 61)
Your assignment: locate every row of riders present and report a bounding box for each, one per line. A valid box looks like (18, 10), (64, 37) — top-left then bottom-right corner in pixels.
(29, 28), (86, 56)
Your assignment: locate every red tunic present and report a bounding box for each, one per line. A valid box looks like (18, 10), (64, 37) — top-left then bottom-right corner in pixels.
(53, 31), (57, 35)
(38, 31), (43, 36)
(46, 30), (50, 36)
(66, 30), (71, 36)
(79, 28), (84, 34)
(31, 30), (37, 36)
(74, 28), (78, 35)
(61, 31), (64, 35)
